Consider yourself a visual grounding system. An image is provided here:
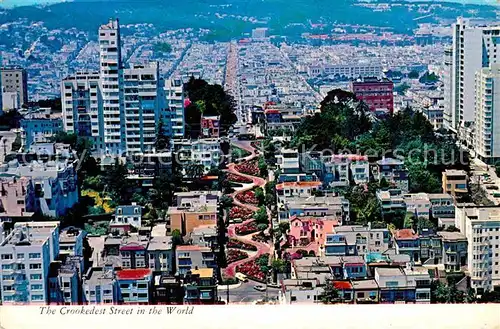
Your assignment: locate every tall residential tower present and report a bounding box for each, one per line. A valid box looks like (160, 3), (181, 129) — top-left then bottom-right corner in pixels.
(443, 18), (500, 132)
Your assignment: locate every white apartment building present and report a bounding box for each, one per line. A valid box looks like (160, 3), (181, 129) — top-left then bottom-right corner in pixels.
(165, 78), (185, 139)
(123, 63), (165, 153)
(174, 139), (221, 174)
(62, 20), (176, 155)
(474, 64), (500, 163)
(455, 207), (500, 293)
(444, 18), (500, 132)
(308, 63), (383, 79)
(99, 18), (123, 154)
(61, 72), (103, 149)
(276, 149), (300, 174)
(0, 159), (79, 218)
(83, 266), (119, 304)
(0, 221), (60, 304)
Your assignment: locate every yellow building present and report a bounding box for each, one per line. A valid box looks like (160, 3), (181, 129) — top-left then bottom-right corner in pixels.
(442, 169), (468, 196)
(167, 204), (217, 237)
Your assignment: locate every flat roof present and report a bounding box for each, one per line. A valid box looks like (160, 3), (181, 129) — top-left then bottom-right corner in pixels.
(351, 279), (378, 290)
(191, 268), (214, 278)
(116, 269), (152, 280)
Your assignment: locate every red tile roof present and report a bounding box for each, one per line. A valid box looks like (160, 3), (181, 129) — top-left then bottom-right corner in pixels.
(333, 281), (353, 290)
(176, 245), (211, 251)
(120, 243), (146, 251)
(276, 181), (322, 190)
(394, 229), (418, 240)
(116, 269), (152, 280)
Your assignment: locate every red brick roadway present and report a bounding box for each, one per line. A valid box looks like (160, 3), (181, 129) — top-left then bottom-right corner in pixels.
(223, 140), (271, 277)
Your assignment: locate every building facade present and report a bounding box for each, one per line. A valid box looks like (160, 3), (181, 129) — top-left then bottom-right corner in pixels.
(1, 67), (28, 107)
(351, 77), (394, 114)
(474, 64), (500, 163)
(444, 18), (500, 132)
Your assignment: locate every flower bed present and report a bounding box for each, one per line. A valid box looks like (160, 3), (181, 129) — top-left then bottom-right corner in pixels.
(235, 190), (258, 205)
(227, 238), (258, 251)
(251, 232), (270, 243)
(235, 254), (269, 282)
(227, 173), (253, 184)
(226, 249), (249, 264)
(235, 221), (259, 235)
(229, 206), (253, 220)
(235, 160), (259, 176)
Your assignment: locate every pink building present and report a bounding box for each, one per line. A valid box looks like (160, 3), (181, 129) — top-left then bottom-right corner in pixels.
(286, 216), (339, 254)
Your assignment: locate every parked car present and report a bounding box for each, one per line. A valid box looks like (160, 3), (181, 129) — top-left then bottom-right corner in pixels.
(253, 285), (266, 292)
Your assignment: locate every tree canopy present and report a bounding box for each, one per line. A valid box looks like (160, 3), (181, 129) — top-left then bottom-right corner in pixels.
(291, 89), (371, 150)
(184, 77), (237, 137)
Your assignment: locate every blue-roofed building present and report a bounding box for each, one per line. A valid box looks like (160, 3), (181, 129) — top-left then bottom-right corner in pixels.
(110, 204), (143, 233)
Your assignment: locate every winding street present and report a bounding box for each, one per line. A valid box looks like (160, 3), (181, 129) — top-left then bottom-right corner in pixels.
(223, 140), (272, 278)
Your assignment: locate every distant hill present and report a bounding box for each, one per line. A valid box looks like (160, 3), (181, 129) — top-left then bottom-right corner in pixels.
(0, 0), (496, 39)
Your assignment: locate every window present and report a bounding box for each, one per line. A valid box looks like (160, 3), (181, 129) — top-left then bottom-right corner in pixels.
(2, 264), (13, 270)
(1, 254), (13, 260)
(31, 295), (44, 301)
(29, 264), (42, 270)
(31, 284), (43, 290)
(291, 296), (297, 302)
(17, 253), (25, 259)
(29, 253), (41, 259)
(30, 274), (42, 280)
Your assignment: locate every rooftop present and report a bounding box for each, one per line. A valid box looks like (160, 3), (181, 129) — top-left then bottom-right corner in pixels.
(191, 268), (214, 278)
(85, 267), (114, 285)
(147, 236), (173, 251)
(176, 245), (212, 252)
(394, 229), (418, 240)
(350, 279), (378, 290)
(332, 281), (353, 290)
(444, 169), (467, 176)
(375, 267), (405, 277)
(116, 269), (152, 281)
(276, 181), (322, 190)
(437, 231), (467, 241)
(376, 157), (404, 166)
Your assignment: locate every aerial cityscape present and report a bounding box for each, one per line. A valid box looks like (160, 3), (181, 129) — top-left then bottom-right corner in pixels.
(0, 0), (499, 307)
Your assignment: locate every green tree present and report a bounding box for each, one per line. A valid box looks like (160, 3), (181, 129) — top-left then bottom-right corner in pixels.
(258, 157), (268, 177)
(319, 278), (339, 304)
(253, 206), (268, 225)
(408, 70), (420, 79)
(171, 229), (183, 247)
(154, 117), (170, 151)
(255, 187), (265, 206)
(220, 195), (233, 209)
(103, 158), (132, 204)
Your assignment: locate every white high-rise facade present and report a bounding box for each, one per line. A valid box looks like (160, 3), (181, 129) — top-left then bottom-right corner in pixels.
(165, 78), (185, 139)
(61, 72), (104, 149)
(474, 64), (500, 163)
(123, 62), (165, 153)
(455, 207), (500, 294)
(99, 18), (123, 154)
(0, 222), (60, 304)
(61, 19), (182, 155)
(443, 18), (500, 133)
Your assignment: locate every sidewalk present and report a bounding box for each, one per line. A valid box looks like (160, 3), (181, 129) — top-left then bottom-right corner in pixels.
(217, 282), (242, 291)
